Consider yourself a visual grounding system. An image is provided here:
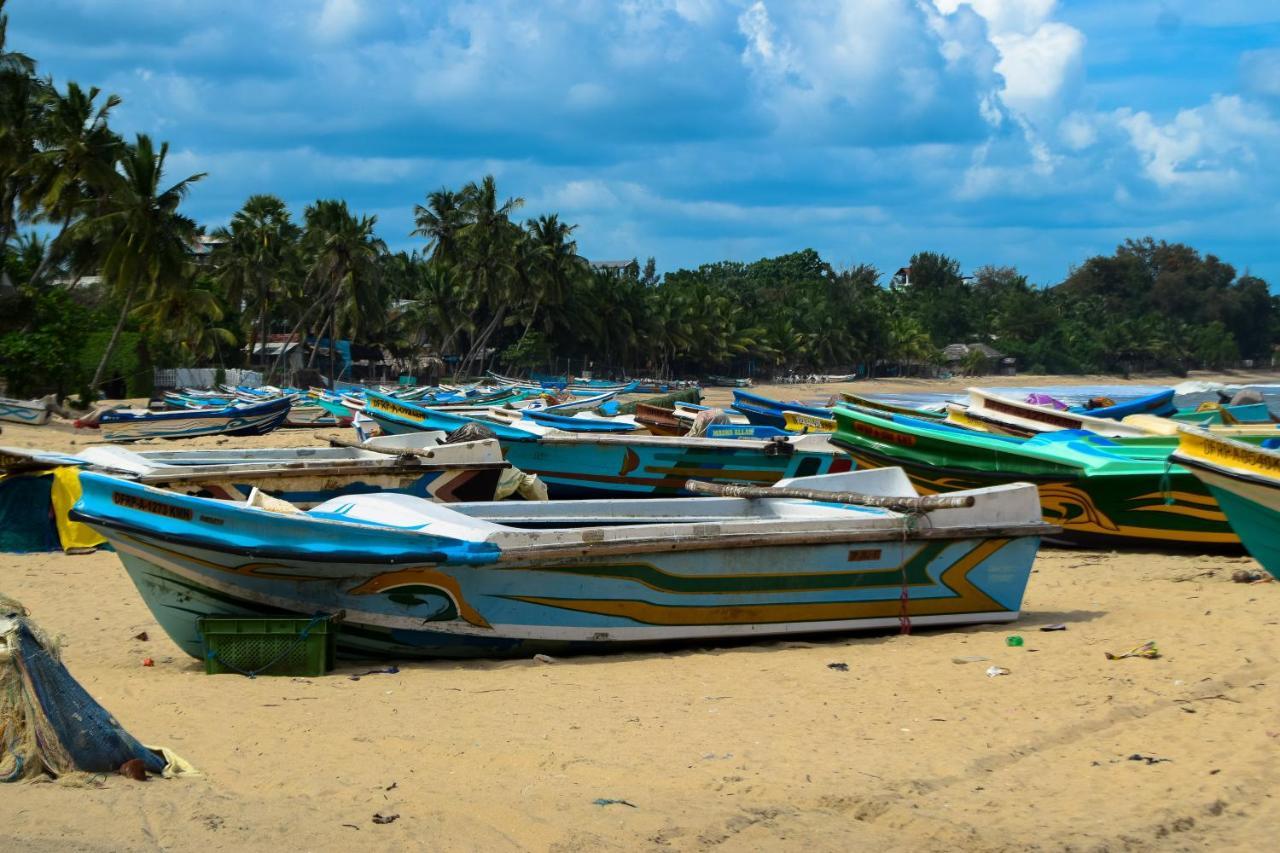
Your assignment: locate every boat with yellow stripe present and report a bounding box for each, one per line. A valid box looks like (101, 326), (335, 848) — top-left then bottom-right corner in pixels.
(70, 467), (1052, 658)
(831, 405), (1247, 549)
(1172, 427), (1280, 578)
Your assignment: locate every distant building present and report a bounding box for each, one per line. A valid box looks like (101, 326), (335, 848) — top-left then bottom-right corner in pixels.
(188, 234), (226, 265)
(943, 342), (1015, 375)
(590, 259), (639, 276)
(246, 339), (303, 371)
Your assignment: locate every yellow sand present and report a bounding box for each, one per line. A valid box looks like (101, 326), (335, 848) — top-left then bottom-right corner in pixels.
(1, 373), (1278, 850)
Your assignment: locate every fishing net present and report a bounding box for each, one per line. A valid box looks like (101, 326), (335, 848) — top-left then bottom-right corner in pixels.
(444, 422), (497, 444)
(686, 408), (730, 437)
(0, 594), (193, 782)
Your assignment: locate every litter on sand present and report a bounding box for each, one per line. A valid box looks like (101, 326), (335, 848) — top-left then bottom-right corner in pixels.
(1105, 641), (1160, 660)
(985, 665), (1011, 677)
(593, 798), (638, 808)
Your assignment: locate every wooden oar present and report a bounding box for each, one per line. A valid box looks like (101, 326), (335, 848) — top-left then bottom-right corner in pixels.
(683, 479), (975, 510)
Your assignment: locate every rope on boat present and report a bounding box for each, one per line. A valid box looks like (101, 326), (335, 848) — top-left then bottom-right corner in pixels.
(898, 510), (929, 636)
(1159, 459), (1176, 506)
(683, 480), (976, 511)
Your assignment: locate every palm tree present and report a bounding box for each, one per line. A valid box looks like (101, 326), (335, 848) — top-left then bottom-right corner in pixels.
(72, 133), (205, 393)
(20, 81), (122, 284)
(0, 0), (43, 249)
(520, 213), (587, 340)
(132, 281), (235, 365)
(271, 200), (384, 383)
(212, 194), (298, 368)
(453, 175), (524, 378)
(411, 188), (465, 265)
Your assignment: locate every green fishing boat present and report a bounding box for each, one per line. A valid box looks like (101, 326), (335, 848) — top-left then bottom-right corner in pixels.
(829, 406), (1240, 549)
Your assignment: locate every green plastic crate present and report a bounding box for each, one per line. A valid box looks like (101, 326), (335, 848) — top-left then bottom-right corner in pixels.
(197, 615), (337, 677)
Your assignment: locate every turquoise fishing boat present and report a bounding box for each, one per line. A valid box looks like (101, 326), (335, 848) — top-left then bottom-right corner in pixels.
(1171, 427), (1280, 578)
(831, 405), (1241, 549)
(496, 433), (853, 498)
(72, 468), (1052, 658)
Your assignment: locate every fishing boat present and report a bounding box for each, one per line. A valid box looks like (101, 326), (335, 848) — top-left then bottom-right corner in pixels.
(1171, 428), (1280, 578)
(732, 390), (835, 430)
(634, 403), (685, 436)
(836, 392), (947, 421)
(1, 433), (509, 508)
(495, 432), (852, 498)
(783, 411), (836, 433)
(706, 375), (752, 388)
(97, 397), (292, 442)
(516, 409), (642, 434)
(71, 467), (1052, 659)
(956, 389), (1149, 438)
(0, 395), (54, 426)
(364, 390), (546, 440)
(1068, 389), (1176, 420)
(830, 405), (1239, 549)
(283, 403), (349, 428)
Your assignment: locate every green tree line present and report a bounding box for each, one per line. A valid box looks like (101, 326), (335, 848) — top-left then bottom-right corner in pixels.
(1, 0), (1276, 400)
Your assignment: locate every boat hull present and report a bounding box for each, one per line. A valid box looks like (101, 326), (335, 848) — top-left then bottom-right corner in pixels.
(99, 398), (291, 441)
(0, 397), (52, 426)
(105, 525), (1038, 659)
(832, 409), (1238, 549)
(1172, 429), (1280, 577)
(501, 436), (853, 498)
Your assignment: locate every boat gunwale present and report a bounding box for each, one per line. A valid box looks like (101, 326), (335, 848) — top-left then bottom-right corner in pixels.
(75, 506), (1054, 564)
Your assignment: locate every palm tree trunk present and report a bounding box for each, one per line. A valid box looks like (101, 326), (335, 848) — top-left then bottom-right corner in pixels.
(31, 214), (72, 287)
(90, 283), (138, 394)
(271, 298), (324, 380)
(519, 294), (542, 341)
(328, 311), (337, 387)
(458, 306), (506, 379)
(305, 306), (330, 369)
(254, 303), (268, 371)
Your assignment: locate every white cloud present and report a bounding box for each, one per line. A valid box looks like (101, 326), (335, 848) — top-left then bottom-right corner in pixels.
(1059, 112), (1097, 149)
(314, 0), (366, 43)
(1117, 95), (1280, 189)
(931, 1), (1085, 124)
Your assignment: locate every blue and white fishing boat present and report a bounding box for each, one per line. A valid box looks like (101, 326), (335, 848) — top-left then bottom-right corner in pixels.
(98, 396), (292, 442)
(72, 467), (1052, 658)
(364, 390), (545, 440)
(0, 394), (54, 426)
(732, 389), (836, 430)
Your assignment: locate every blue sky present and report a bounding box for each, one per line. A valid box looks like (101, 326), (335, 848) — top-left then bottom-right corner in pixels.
(10, 0), (1280, 285)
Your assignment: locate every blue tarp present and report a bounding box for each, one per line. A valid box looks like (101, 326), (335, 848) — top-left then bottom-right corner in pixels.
(0, 475), (58, 553)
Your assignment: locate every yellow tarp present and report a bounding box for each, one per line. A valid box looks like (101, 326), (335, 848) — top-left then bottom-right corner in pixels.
(48, 467), (105, 552)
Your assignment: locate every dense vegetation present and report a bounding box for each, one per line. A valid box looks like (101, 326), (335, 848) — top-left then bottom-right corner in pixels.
(0, 0), (1275, 401)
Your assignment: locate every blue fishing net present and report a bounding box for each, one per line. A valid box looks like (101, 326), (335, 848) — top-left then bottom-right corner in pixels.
(1, 602), (166, 780)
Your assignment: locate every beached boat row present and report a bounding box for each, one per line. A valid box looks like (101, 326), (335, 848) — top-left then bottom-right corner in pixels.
(7, 377), (1277, 665)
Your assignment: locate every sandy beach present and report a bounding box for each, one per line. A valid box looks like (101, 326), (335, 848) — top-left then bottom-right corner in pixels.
(2, 373), (1278, 850)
